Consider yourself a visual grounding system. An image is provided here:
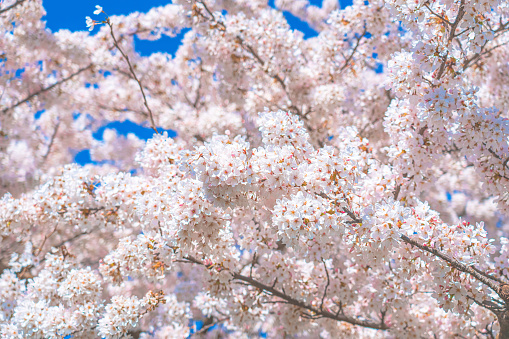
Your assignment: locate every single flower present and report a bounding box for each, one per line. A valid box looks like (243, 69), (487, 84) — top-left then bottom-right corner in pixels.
(94, 5), (103, 15)
(85, 16), (96, 31)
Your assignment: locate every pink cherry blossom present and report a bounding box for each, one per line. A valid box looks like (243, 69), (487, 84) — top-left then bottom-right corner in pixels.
(0, 0), (509, 338)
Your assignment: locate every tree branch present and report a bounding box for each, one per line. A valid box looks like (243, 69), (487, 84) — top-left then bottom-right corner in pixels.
(2, 64), (93, 114)
(196, 0), (303, 116)
(0, 0), (25, 15)
(340, 28), (367, 73)
(107, 19), (159, 134)
(448, 0), (466, 43)
(181, 256), (388, 330)
(320, 259), (330, 311)
(424, 4), (452, 26)
(41, 119), (61, 162)
(400, 235), (501, 295)
(190, 317), (229, 337)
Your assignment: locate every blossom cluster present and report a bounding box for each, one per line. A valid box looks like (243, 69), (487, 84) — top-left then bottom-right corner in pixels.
(0, 0), (509, 337)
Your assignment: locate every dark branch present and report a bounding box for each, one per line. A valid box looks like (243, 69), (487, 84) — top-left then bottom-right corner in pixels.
(424, 4), (452, 25)
(2, 64), (93, 114)
(0, 0), (25, 15)
(181, 256), (388, 330)
(107, 20), (159, 134)
(400, 235), (501, 295)
(340, 28), (367, 73)
(41, 119), (61, 161)
(320, 259), (330, 311)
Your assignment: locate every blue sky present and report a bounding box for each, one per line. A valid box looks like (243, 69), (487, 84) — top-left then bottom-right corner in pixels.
(40, 0), (352, 164)
(43, 0), (353, 52)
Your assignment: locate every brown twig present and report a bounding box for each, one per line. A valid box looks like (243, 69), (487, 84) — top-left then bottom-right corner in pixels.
(34, 224), (59, 257)
(342, 207), (362, 223)
(424, 4), (452, 25)
(2, 64), (93, 114)
(400, 235), (501, 295)
(190, 317), (229, 336)
(106, 19), (159, 134)
(196, 0), (303, 116)
(0, 0), (25, 15)
(448, 0), (466, 43)
(320, 259), (330, 311)
(250, 252), (257, 278)
(393, 184), (401, 200)
(340, 28), (367, 73)
(181, 256), (388, 330)
(42, 119), (61, 162)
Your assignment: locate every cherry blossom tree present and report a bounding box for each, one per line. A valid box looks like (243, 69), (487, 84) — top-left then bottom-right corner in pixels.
(1, 0), (509, 337)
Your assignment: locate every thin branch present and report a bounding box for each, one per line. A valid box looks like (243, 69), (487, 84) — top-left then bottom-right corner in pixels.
(2, 64), (93, 114)
(182, 256), (388, 330)
(232, 272), (387, 329)
(34, 224), (59, 257)
(335, 301), (344, 317)
(462, 40), (509, 72)
(485, 145), (509, 178)
(342, 207), (362, 223)
(337, 206), (507, 307)
(106, 19), (159, 134)
(0, 0), (25, 15)
(340, 28), (367, 73)
(192, 77), (202, 109)
(393, 184), (401, 200)
(196, 0), (303, 116)
(97, 104), (148, 118)
(466, 295), (505, 313)
(424, 4), (452, 25)
(41, 119), (60, 162)
(250, 252), (256, 278)
(380, 308), (387, 328)
(190, 317), (229, 336)
(241, 41), (287, 91)
(435, 51), (449, 80)
(400, 235), (501, 295)
(196, 0), (226, 30)
(320, 259), (330, 311)
(470, 265), (506, 285)
(54, 232), (90, 250)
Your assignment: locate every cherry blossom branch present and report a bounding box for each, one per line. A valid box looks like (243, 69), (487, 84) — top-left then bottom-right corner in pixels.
(181, 256), (388, 330)
(435, 51), (449, 80)
(0, 0), (25, 15)
(190, 317), (229, 336)
(430, 0), (466, 81)
(466, 295), (505, 313)
(42, 119), (60, 162)
(393, 184), (401, 200)
(193, 0), (225, 29)
(340, 28), (367, 73)
(196, 0), (303, 116)
(399, 235), (504, 297)
(320, 259), (330, 312)
(448, 0), (466, 43)
(1, 64), (93, 114)
(462, 40), (509, 72)
(232, 271), (388, 329)
(34, 224), (59, 257)
(106, 19), (159, 134)
(471, 265), (506, 285)
(340, 206), (508, 304)
(423, 3), (451, 26)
